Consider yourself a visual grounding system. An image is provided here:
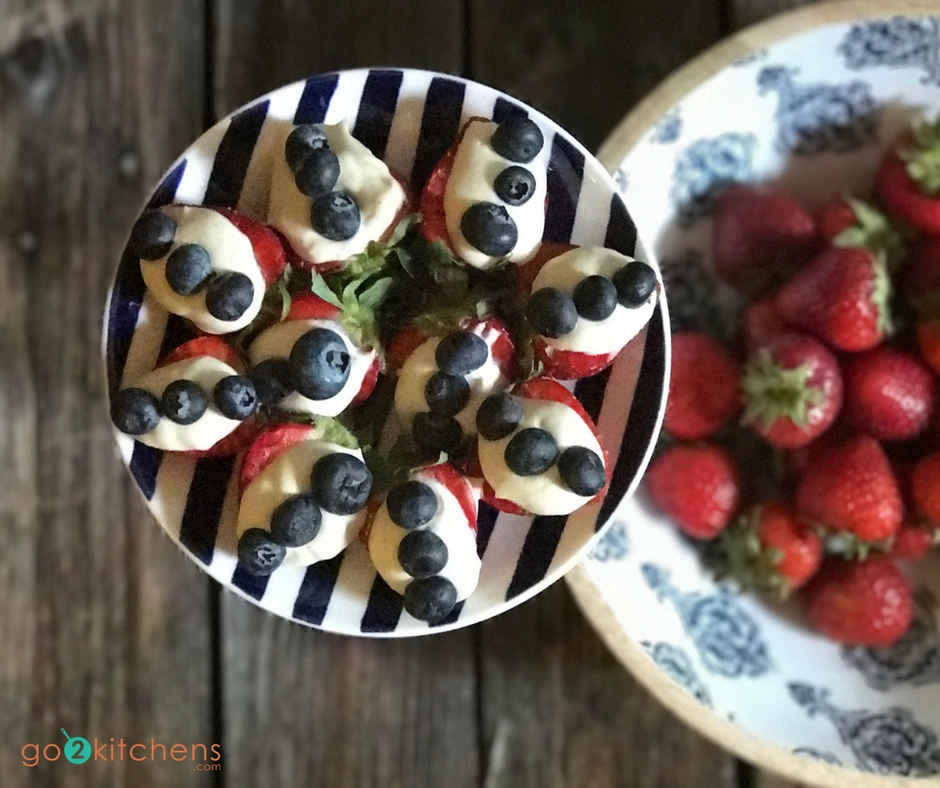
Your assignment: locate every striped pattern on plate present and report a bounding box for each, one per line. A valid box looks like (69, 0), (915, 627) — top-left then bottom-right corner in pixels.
(103, 69), (667, 637)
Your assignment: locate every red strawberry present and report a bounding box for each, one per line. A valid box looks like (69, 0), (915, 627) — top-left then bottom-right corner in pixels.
(418, 462), (479, 531)
(897, 234), (940, 298)
(721, 502), (822, 596)
(158, 335), (260, 458)
(239, 423), (316, 491)
(892, 524), (936, 559)
(816, 197), (858, 243)
(803, 556), (914, 646)
(815, 197), (904, 267)
(389, 316), (516, 378)
(874, 120), (940, 233)
(742, 332), (842, 448)
(742, 296), (788, 352)
(711, 184), (817, 295)
(213, 207), (287, 287)
(911, 451), (940, 527)
(843, 347), (935, 441)
(532, 339), (620, 381)
(664, 331), (741, 440)
(774, 246), (891, 352)
(645, 443), (739, 539)
(796, 435), (902, 543)
(916, 318), (940, 376)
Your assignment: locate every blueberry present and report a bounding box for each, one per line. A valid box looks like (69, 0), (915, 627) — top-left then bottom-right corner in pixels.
(205, 271), (255, 322)
(525, 287), (578, 338)
(249, 358), (293, 405)
(504, 428), (559, 476)
(288, 327), (351, 401)
(493, 165), (536, 206)
(612, 261), (657, 308)
(237, 528), (286, 576)
(435, 330), (488, 376)
(294, 147), (341, 198)
(412, 412), (464, 455)
(311, 190), (361, 241)
(310, 452), (372, 515)
(387, 480), (438, 530)
(490, 117), (544, 164)
(111, 387), (161, 435)
(165, 244), (212, 296)
(269, 493), (322, 547)
(460, 202), (518, 257)
(129, 209), (177, 260)
(573, 275), (618, 321)
(425, 372), (470, 416)
(161, 379), (208, 425)
(285, 124), (329, 172)
(476, 392), (523, 441)
(213, 375), (258, 420)
(558, 446), (606, 497)
(403, 576), (458, 624)
(398, 530), (448, 579)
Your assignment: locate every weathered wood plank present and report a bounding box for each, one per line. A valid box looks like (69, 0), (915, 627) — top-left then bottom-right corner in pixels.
(468, 0), (726, 151)
(212, 4), (479, 786)
(0, 1), (215, 785)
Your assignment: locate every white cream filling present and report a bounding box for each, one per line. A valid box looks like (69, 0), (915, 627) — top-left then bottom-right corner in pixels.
(478, 397), (605, 516)
(248, 318), (375, 418)
(368, 473), (481, 601)
(267, 122), (406, 264)
(236, 437), (366, 568)
(393, 323), (508, 436)
(443, 119), (548, 270)
(133, 357), (242, 452)
(139, 205), (266, 335)
(531, 247), (658, 355)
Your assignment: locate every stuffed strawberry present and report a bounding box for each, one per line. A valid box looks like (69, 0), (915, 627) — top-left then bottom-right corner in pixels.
(520, 245), (659, 380)
(247, 290), (381, 418)
(393, 317), (516, 457)
(774, 246), (891, 352)
(720, 502), (822, 597)
(266, 122), (410, 271)
(129, 205), (287, 335)
(421, 116), (548, 270)
(741, 332), (842, 448)
(665, 331), (741, 440)
(874, 117), (940, 233)
(236, 422), (372, 576)
(368, 462), (480, 624)
(110, 335), (260, 455)
(474, 378), (608, 516)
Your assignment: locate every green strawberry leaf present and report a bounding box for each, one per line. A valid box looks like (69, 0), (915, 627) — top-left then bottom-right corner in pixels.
(871, 251), (894, 336)
(363, 433), (430, 495)
(310, 272), (343, 310)
(833, 198), (906, 272)
(741, 350), (825, 430)
(315, 416), (360, 450)
(903, 115), (940, 196)
(339, 214), (421, 283)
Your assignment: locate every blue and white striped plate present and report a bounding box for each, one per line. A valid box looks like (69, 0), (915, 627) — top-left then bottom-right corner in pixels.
(103, 69), (668, 637)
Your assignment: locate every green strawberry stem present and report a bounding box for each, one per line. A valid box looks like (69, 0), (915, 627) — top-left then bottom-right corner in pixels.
(902, 115), (940, 196)
(717, 506), (791, 600)
(742, 351), (824, 429)
(833, 198), (905, 272)
(871, 251), (893, 336)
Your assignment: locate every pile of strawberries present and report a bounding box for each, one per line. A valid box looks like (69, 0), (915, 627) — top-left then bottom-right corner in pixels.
(646, 116), (940, 647)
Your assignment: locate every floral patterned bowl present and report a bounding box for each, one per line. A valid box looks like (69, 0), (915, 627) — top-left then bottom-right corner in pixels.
(567, 1), (940, 786)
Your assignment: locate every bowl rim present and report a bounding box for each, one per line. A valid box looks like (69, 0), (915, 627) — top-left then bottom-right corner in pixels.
(574, 0), (940, 785)
(104, 67), (669, 638)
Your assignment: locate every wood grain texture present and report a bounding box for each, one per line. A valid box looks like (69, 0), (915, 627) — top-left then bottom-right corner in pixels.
(212, 0), (464, 120)
(468, 0), (726, 152)
(0, 0), (214, 785)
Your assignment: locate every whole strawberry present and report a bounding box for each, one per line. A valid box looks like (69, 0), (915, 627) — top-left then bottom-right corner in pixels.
(912, 452), (940, 527)
(664, 331), (741, 440)
(742, 296), (787, 352)
(803, 556), (914, 646)
(892, 524), (937, 559)
(774, 246), (891, 352)
(645, 444), (740, 539)
(796, 435), (902, 544)
(711, 184), (817, 296)
(874, 118), (940, 233)
(742, 332), (842, 448)
(721, 502), (822, 597)
(815, 197), (905, 266)
(843, 347), (935, 441)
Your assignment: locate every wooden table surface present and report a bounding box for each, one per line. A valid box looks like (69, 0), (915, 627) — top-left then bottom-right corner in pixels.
(0, 0), (818, 786)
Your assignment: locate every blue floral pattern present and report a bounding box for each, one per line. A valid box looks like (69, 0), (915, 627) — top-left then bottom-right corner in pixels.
(613, 166), (629, 193)
(669, 132), (756, 225)
(843, 589), (940, 691)
(641, 563), (772, 678)
(839, 16), (940, 86)
(790, 683), (940, 776)
(643, 641), (712, 707)
(589, 521), (629, 561)
(758, 66), (879, 154)
(651, 108), (682, 144)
